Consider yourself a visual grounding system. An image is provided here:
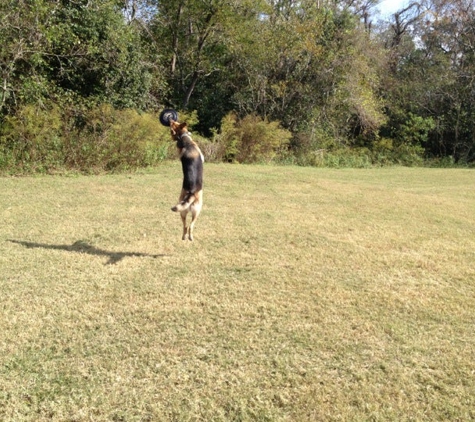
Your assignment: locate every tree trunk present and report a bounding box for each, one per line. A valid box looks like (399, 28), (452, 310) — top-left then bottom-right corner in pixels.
(183, 70), (199, 109)
(171, 2), (184, 75)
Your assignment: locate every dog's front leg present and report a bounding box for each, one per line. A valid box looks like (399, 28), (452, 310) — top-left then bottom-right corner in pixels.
(180, 211), (188, 240)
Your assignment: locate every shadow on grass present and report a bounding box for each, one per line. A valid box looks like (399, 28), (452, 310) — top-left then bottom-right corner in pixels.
(8, 239), (166, 265)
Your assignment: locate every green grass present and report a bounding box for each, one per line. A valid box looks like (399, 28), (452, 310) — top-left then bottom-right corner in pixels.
(1, 164), (474, 421)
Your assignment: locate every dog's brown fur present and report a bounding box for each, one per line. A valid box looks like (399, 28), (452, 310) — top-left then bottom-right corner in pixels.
(169, 120), (204, 241)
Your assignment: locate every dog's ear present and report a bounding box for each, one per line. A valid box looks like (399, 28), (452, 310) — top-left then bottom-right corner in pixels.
(179, 122), (187, 131)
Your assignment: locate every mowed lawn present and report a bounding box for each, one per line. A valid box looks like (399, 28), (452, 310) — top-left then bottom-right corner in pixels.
(1, 164), (474, 421)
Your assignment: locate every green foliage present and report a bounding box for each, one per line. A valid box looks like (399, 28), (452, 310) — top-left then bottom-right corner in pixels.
(2, 0), (474, 170)
(67, 106), (171, 172)
(0, 105), (64, 172)
(212, 113), (292, 164)
(207, 113), (241, 162)
(372, 138), (425, 167)
(236, 114), (292, 163)
(0, 0), (156, 118)
(397, 113), (435, 148)
(0, 104), (171, 173)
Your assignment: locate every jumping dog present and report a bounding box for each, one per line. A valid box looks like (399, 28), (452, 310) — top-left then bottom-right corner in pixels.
(169, 120), (204, 241)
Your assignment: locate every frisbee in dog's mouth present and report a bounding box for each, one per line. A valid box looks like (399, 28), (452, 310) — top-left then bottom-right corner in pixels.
(159, 109), (179, 126)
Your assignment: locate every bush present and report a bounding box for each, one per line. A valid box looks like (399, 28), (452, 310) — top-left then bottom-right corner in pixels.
(214, 113), (292, 163)
(208, 113), (240, 162)
(1, 104), (452, 173)
(0, 103), (173, 174)
(0, 105), (64, 172)
(371, 137), (424, 167)
(65, 105), (171, 172)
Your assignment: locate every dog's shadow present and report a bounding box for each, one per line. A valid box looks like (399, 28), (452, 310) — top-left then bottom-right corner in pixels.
(8, 239), (166, 265)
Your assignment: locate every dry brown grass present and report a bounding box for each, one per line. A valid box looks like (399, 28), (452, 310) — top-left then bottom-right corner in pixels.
(1, 164), (474, 421)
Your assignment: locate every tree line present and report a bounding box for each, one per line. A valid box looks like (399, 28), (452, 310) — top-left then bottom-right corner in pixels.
(1, 0), (474, 172)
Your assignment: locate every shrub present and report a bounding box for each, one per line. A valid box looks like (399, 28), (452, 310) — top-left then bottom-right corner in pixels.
(0, 103), (175, 173)
(0, 105), (64, 172)
(66, 105), (171, 172)
(209, 113), (240, 162)
(214, 113), (292, 163)
(197, 136), (226, 163)
(371, 137), (424, 167)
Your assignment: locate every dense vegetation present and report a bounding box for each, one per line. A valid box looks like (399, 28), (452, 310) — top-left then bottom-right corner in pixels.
(1, 0), (474, 172)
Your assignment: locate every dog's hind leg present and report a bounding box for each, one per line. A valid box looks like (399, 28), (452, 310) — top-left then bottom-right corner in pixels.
(187, 190), (203, 241)
(188, 202), (202, 241)
(180, 211), (188, 241)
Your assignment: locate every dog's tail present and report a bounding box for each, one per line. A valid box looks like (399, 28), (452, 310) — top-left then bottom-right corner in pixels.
(171, 192), (196, 212)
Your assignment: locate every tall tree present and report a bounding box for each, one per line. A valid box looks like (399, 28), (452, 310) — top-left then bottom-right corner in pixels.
(381, 0), (475, 161)
(0, 0), (51, 114)
(0, 0), (154, 116)
(153, 0), (239, 109)
(229, 1), (386, 142)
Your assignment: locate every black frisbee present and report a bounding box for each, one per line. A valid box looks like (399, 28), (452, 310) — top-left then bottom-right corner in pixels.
(159, 109), (179, 126)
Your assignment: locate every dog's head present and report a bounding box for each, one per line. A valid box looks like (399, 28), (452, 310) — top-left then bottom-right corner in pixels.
(169, 120), (188, 142)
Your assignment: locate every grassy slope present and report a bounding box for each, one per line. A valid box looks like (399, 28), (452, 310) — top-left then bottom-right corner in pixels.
(1, 164), (474, 421)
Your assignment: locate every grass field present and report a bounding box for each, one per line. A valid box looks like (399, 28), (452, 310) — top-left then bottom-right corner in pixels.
(1, 163), (474, 421)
